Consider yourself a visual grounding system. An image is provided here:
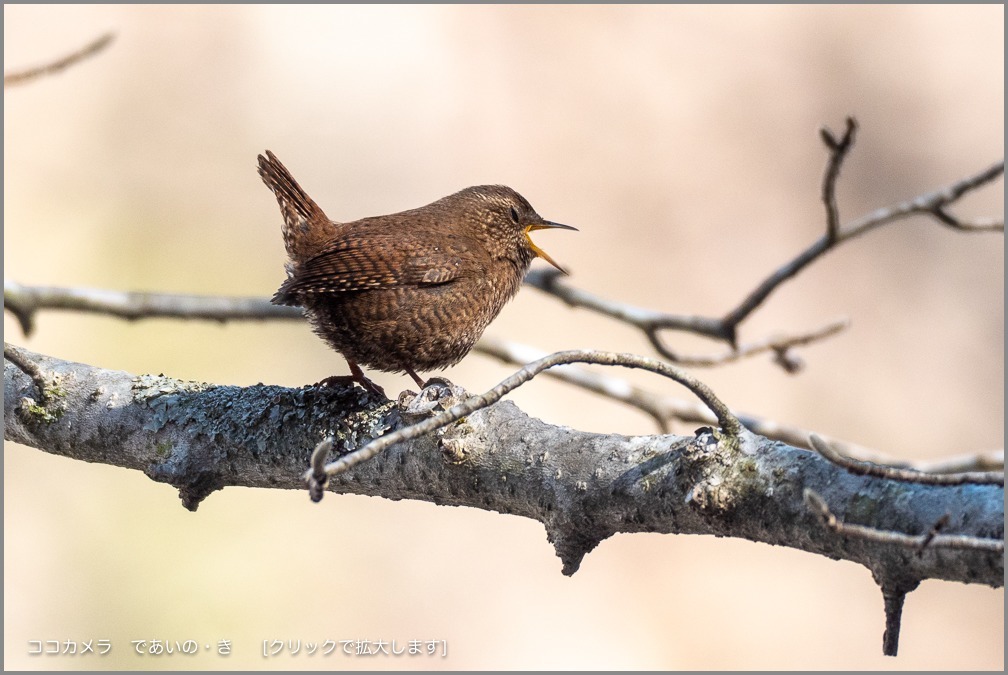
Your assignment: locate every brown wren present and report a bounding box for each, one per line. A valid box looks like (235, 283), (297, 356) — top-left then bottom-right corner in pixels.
(257, 151), (575, 396)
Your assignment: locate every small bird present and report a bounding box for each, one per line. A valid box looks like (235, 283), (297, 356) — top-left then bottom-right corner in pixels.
(257, 151), (576, 396)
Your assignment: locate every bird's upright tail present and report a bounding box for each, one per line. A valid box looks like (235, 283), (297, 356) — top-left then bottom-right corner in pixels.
(257, 150), (339, 264)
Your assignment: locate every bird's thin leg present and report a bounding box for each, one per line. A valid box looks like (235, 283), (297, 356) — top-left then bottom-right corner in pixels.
(405, 367), (426, 389)
(347, 360), (386, 398)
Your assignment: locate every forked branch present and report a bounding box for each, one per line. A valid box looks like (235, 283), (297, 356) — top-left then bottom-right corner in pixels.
(525, 119), (1003, 365)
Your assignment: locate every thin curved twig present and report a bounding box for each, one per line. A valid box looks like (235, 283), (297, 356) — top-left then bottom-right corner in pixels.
(653, 317), (849, 368)
(809, 434), (1004, 487)
(820, 117), (858, 241)
(804, 489), (1003, 554)
(4, 33), (115, 87)
(305, 350), (742, 500)
(3, 342), (50, 404)
(526, 123), (1003, 361)
(475, 336), (1004, 475)
(6, 282), (1001, 477)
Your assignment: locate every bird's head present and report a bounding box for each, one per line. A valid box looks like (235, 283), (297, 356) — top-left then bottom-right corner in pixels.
(462, 185), (577, 274)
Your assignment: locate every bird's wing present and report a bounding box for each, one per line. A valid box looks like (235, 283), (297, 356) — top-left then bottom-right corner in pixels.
(272, 231), (472, 303)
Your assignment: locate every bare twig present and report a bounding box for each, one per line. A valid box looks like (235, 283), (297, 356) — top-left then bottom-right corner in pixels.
(918, 514), (951, 555)
(718, 159), (1003, 335)
(4, 33), (115, 87)
(476, 335), (678, 431)
(7, 282), (1001, 477)
(906, 450), (1004, 475)
(809, 434), (1004, 487)
(4, 279), (300, 335)
(307, 438), (334, 503)
(523, 268), (727, 340)
(880, 584), (912, 657)
(3, 342), (49, 404)
(803, 485), (1001, 658)
(803, 489), (1004, 554)
(820, 116), (858, 241)
(527, 131), (1002, 359)
(306, 350), (742, 499)
(919, 163), (1006, 232)
(654, 317), (849, 368)
(476, 336), (1004, 475)
(477, 335), (832, 439)
(523, 269), (849, 367)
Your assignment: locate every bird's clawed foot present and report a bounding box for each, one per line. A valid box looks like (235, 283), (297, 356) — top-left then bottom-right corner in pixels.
(311, 362), (387, 399)
(404, 368), (456, 393)
(397, 376), (467, 418)
(311, 374), (386, 398)
(420, 375), (456, 390)
(348, 361), (387, 398)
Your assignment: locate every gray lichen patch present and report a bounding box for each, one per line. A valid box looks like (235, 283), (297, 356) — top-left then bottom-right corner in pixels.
(682, 428), (779, 518)
(132, 373), (213, 400)
(131, 375), (215, 435)
(330, 400), (397, 455)
(132, 373), (400, 489)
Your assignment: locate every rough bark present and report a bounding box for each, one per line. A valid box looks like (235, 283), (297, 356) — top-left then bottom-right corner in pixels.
(5, 345), (1001, 589)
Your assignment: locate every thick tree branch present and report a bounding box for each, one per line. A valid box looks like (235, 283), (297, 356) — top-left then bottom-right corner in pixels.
(803, 484), (1002, 658)
(307, 349), (742, 498)
(6, 283), (1001, 476)
(4, 29), (1000, 659)
(5, 346), (1003, 593)
(476, 336), (1004, 473)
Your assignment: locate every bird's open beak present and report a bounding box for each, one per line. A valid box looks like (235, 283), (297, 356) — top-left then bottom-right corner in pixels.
(526, 221), (577, 275)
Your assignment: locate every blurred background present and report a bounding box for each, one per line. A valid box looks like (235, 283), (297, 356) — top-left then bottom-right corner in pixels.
(3, 4), (1003, 670)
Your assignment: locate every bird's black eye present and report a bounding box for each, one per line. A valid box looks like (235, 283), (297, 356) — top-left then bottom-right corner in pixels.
(509, 206), (520, 223)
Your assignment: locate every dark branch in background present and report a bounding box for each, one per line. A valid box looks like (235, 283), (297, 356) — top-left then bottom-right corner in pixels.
(523, 269), (851, 371)
(307, 349), (743, 499)
(526, 121), (1003, 364)
(2, 280), (296, 336)
(476, 336), (1005, 473)
(722, 156), (1005, 331)
(3, 33), (115, 87)
(5, 281), (1003, 476)
(820, 117), (859, 241)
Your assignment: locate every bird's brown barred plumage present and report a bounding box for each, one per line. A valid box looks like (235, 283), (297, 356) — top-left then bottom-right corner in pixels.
(257, 150), (575, 394)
